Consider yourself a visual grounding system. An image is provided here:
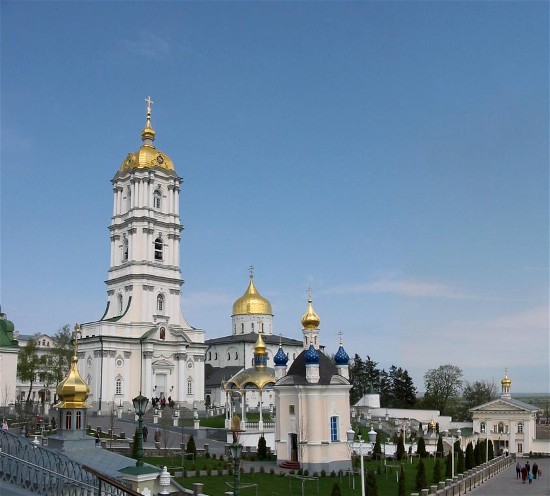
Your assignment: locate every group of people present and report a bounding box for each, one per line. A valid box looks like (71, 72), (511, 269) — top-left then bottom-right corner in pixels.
(516, 460), (542, 484)
(151, 396), (175, 409)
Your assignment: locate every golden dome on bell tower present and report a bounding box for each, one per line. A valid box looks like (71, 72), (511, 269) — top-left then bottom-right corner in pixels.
(232, 268), (273, 316)
(501, 369), (512, 387)
(54, 325), (91, 409)
(120, 96), (175, 172)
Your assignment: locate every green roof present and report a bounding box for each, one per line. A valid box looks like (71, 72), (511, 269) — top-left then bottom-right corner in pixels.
(0, 314), (18, 347)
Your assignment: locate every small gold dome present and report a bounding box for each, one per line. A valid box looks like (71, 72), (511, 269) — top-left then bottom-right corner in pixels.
(254, 331), (267, 356)
(54, 356), (91, 409)
(428, 419), (436, 431)
(501, 371), (511, 387)
(301, 295), (320, 329)
(232, 276), (273, 316)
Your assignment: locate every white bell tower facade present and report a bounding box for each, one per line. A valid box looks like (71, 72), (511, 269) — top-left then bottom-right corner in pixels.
(78, 98), (206, 414)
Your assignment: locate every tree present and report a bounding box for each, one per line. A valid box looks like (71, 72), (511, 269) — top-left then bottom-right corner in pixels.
(49, 325), (73, 386)
(398, 465), (406, 496)
(257, 435), (267, 460)
(465, 441), (475, 470)
(365, 469), (378, 496)
(474, 440), (483, 466)
(416, 436), (427, 458)
(415, 459), (427, 491)
(433, 458), (443, 484)
(388, 365), (417, 408)
(488, 439), (494, 460)
(436, 435), (444, 458)
(459, 380), (497, 420)
(330, 483), (342, 496)
(445, 452), (452, 478)
(372, 430), (382, 459)
(349, 354), (383, 405)
(396, 434), (406, 460)
(423, 365), (463, 415)
(186, 435), (197, 457)
(17, 339), (41, 403)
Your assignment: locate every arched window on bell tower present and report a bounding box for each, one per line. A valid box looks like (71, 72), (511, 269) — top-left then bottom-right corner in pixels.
(157, 294), (165, 314)
(126, 186), (132, 212)
(154, 237), (163, 261)
(153, 189), (162, 210)
(118, 294), (123, 314)
(122, 236), (128, 262)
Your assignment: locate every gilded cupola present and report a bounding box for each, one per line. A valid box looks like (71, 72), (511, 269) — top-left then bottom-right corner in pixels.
(232, 271), (273, 316)
(120, 96), (174, 172)
(501, 370), (511, 387)
(54, 325), (91, 409)
(301, 292), (320, 330)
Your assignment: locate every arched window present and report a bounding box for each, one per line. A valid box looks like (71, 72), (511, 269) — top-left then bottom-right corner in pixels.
(153, 189), (162, 209)
(157, 294), (164, 313)
(123, 236), (128, 261)
(115, 377), (122, 395)
(517, 422), (523, 434)
(227, 353), (231, 361)
(118, 294), (123, 314)
(65, 411), (72, 430)
(187, 379), (193, 395)
(235, 352), (238, 360)
(251, 322), (254, 332)
(241, 323), (244, 334)
(154, 238), (163, 261)
(214, 353), (218, 360)
(480, 422), (486, 433)
(76, 411), (82, 430)
(208, 352), (212, 361)
(498, 422), (504, 434)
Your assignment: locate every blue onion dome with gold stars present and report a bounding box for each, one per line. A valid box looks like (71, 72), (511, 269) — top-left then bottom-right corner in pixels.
(120, 96), (174, 172)
(273, 339), (289, 366)
(304, 344), (320, 364)
(334, 337), (350, 365)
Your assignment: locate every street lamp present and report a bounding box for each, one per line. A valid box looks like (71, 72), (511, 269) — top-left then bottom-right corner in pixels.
(346, 429), (365, 496)
(230, 415), (243, 496)
(444, 429), (461, 478)
(132, 393), (149, 467)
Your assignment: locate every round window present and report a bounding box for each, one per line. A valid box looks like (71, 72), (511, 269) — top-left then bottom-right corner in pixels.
(116, 358), (124, 367)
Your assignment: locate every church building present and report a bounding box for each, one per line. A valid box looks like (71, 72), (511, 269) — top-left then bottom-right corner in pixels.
(204, 269), (303, 408)
(78, 99), (206, 413)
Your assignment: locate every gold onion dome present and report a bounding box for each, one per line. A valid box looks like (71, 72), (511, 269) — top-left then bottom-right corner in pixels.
(232, 274), (273, 316)
(301, 293), (320, 329)
(120, 96), (174, 172)
(254, 331), (267, 356)
(428, 419), (436, 431)
(501, 370), (511, 387)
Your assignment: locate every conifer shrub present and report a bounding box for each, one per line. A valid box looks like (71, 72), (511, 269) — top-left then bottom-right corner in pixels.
(415, 459), (427, 491)
(433, 458), (443, 484)
(331, 482), (342, 496)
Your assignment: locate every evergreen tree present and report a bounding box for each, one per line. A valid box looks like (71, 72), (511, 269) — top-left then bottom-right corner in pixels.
(488, 440), (494, 460)
(257, 435), (267, 460)
(416, 436), (427, 458)
(415, 459), (427, 491)
(445, 452), (452, 478)
(372, 431), (383, 459)
(398, 465), (406, 496)
(465, 442), (475, 470)
(436, 435), (444, 458)
(433, 458), (442, 484)
(457, 448), (465, 475)
(365, 469), (378, 496)
(330, 483), (342, 496)
(186, 435), (197, 457)
(396, 434), (406, 460)
(388, 365), (417, 408)
(473, 440), (482, 466)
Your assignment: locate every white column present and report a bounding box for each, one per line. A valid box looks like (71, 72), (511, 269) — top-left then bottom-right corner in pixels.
(259, 388), (264, 430)
(178, 355), (185, 402)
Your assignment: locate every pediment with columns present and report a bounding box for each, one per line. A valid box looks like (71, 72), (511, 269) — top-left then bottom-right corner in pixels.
(471, 398), (537, 414)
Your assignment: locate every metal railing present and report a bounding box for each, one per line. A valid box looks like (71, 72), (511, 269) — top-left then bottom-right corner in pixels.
(0, 430), (140, 495)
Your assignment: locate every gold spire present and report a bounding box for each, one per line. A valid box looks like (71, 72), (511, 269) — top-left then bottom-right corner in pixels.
(232, 269), (273, 316)
(301, 288), (320, 329)
(54, 324), (91, 409)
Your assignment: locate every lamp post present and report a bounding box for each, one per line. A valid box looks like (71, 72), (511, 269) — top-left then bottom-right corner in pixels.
(132, 393), (149, 467)
(230, 415), (242, 496)
(346, 429), (366, 496)
(444, 429), (461, 478)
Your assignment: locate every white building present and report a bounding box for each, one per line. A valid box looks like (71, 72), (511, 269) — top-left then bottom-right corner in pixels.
(78, 100), (206, 414)
(470, 370), (541, 456)
(274, 296), (353, 472)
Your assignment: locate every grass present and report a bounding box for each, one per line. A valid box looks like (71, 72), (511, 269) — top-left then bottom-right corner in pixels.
(166, 457), (449, 496)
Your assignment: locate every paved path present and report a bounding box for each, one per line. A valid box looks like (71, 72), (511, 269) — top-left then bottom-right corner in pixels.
(470, 458), (550, 495)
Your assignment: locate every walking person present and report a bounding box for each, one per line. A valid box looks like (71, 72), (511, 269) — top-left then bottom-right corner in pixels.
(521, 466), (527, 483)
(142, 425), (148, 443)
(532, 462), (538, 480)
(528, 471), (533, 484)
(516, 462), (521, 479)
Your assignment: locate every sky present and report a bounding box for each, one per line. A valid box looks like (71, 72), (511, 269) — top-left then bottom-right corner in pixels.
(1, 1), (548, 394)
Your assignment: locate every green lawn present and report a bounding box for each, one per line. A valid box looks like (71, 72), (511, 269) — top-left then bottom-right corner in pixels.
(171, 457), (447, 496)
